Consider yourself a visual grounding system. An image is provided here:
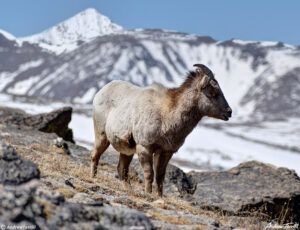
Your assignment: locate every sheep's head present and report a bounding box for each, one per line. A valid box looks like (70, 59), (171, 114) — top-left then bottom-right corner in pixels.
(194, 64), (232, 121)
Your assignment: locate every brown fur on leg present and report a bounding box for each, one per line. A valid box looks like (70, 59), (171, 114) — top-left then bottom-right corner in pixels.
(117, 153), (134, 181)
(91, 114), (110, 177)
(154, 152), (173, 197)
(137, 145), (154, 194)
(91, 139), (109, 177)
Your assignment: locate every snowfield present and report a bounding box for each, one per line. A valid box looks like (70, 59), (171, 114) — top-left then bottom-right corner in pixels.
(1, 93), (299, 175)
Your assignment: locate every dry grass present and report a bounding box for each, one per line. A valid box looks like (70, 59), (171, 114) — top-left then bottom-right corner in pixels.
(147, 211), (211, 230)
(55, 187), (77, 198)
(147, 211), (192, 225)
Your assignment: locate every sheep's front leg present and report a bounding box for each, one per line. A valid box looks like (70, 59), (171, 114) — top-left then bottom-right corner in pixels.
(118, 153), (134, 189)
(137, 145), (153, 194)
(154, 152), (173, 197)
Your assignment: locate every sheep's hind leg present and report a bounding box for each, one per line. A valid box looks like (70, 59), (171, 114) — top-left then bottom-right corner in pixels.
(91, 134), (109, 177)
(154, 152), (173, 197)
(117, 153), (134, 189)
(137, 145), (154, 194)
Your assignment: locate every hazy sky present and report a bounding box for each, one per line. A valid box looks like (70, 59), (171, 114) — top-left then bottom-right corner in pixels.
(0, 0), (299, 45)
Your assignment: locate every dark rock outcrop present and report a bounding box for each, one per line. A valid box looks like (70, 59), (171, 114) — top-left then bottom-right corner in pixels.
(0, 143), (153, 230)
(0, 143), (40, 185)
(164, 164), (196, 197)
(0, 106), (74, 142)
(189, 161), (300, 222)
(0, 180), (153, 230)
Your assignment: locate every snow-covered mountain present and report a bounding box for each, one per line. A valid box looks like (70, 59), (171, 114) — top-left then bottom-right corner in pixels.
(1, 8), (300, 120)
(20, 8), (123, 54)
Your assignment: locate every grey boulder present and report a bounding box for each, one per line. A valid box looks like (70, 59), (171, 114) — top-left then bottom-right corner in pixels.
(0, 143), (40, 185)
(189, 161), (300, 222)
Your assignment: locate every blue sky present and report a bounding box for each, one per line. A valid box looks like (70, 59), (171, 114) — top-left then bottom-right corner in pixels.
(0, 0), (299, 45)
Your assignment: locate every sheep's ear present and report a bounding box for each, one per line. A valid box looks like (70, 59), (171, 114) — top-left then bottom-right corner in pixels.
(210, 80), (219, 89)
(200, 75), (210, 89)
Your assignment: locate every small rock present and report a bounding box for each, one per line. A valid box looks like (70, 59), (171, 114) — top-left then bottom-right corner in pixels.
(0, 143), (40, 185)
(68, 193), (96, 204)
(53, 137), (71, 155)
(0, 143), (19, 161)
(36, 186), (65, 205)
(65, 179), (75, 189)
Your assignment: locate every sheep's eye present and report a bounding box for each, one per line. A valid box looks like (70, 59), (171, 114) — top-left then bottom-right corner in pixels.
(204, 85), (218, 98)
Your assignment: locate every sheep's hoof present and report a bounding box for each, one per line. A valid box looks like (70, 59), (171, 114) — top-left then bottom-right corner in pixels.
(91, 168), (97, 178)
(153, 198), (165, 205)
(122, 181), (132, 191)
(145, 183), (152, 194)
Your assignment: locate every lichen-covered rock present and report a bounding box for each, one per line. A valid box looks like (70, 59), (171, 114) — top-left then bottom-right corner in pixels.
(0, 106), (74, 142)
(164, 164), (196, 197)
(0, 143), (40, 185)
(0, 180), (47, 226)
(0, 175), (154, 230)
(48, 203), (153, 230)
(189, 161), (300, 222)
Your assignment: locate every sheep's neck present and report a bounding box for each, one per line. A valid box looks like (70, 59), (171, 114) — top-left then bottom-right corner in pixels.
(164, 88), (202, 141)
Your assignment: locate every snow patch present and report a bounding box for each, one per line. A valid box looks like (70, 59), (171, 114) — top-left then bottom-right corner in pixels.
(74, 88), (97, 104)
(175, 126), (300, 175)
(7, 76), (41, 95)
(0, 29), (23, 46)
(232, 39), (257, 45)
(0, 29), (17, 41)
(0, 59), (43, 92)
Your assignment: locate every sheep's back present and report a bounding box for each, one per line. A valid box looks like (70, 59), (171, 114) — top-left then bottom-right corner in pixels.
(93, 80), (167, 146)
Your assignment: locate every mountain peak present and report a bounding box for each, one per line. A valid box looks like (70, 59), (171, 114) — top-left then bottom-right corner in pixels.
(0, 29), (17, 41)
(20, 8), (123, 52)
(79, 8), (99, 15)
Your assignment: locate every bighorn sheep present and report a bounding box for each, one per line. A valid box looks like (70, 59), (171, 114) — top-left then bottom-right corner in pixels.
(91, 64), (232, 196)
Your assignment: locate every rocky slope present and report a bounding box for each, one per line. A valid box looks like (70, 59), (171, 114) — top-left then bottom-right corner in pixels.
(0, 9), (300, 120)
(0, 107), (299, 229)
(0, 144), (152, 230)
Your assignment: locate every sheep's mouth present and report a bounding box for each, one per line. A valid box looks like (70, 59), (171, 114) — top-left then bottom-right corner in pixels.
(220, 113), (231, 121)
(222, 115), (229, 121)
(210, 113), (231, 121)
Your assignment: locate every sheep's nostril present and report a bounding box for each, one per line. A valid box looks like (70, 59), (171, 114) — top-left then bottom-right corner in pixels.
(226, 107), (232, 117)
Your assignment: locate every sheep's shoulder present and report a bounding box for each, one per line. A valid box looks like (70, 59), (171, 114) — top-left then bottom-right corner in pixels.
(146, 83), (167, 93)
(140, 84), (171, 116)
